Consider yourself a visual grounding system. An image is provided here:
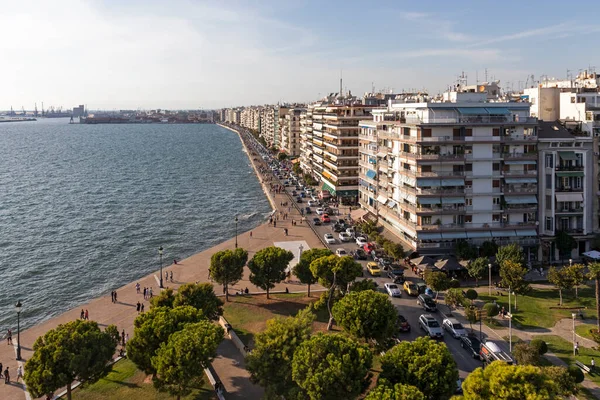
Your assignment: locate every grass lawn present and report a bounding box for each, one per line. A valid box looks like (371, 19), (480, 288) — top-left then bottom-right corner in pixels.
(73, 358), (216, 400)
(537, 335), (600, 386)
(476, 285), (597, 329)
(576, 323), (600, 341)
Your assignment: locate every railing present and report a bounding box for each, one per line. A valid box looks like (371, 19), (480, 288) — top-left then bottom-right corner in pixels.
(466, 152), (502, 160)
(418, 187), (464, 195)
(504, 186), (537, 194)
(503, 170), (538, 176)
(504, 152), (538, 159)
(417, 205), (465, 213)
(415, 170), (465, 177)
(505, 204), (537, 210)
(556, 208), (584, 213)
(417, 221), (538, 231)
(556, 165), (584, 171)
(503, 134), (538, 141)
(556, 186), (584, 192)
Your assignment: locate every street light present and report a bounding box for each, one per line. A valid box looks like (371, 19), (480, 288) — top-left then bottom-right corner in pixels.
(235, 216), (239, 249)
(572, 313), (577, 356)
(569, 258), (573, 266)
(488, 263), (492, 295)
(158, 246), (164, 288)
(508, 286), (513, 352)
(15, 300), (22, 361)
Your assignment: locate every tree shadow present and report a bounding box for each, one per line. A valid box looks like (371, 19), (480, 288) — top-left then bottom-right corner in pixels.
(101, 378), (140, 389)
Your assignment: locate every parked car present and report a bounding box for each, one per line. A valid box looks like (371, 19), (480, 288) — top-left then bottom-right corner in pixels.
(356, 236), (368, 246)
(419, 314), (443, 340)
(335, 248), (348, 257)
(339, 232), (352, 242)
(296, 197), (303, 203)
(324, 233), (336, 244)
(387, 269), (405, 283)
(308, 200), (319, 207)
(367, 262), (381, 276)
(417, 294), (437, 312)
(321, 214), (331, 223)
(351, 249), (368, 260)
(333, 223), (346, 232)
(304, 207), (312, 214)
(313, 217), (322, 226)
(378, 257), (393, 270)
(459, 336), (482, 360)
(346, 227), (356, 237)
(403, 281), (419, 296)
(442, 318), (468, 338)
(316, 208), (325, 215)
(384, 283), (402, 297)
(396, 314), (411, 332)
(416, 282), (428, 294)
(363, 243), (375, 253)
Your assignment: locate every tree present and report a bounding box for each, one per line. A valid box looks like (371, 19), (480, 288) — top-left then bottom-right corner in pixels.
(384, 241), (405, 261)
(332, 290), (397, 344)
(483, 302), (499, 322)
(512, 342), (541, 366)
(424, 271), (450, 300)
(364, 382), (425, 400)
(496, 243), (524, 269)
(461, 361), (571, 399)
(465, 306), (478, 333)
(278, 152), (288, 161)
(25, 320), (119, 400)
(293, 248), (333, 297)
(555, 230), (576, 263)
(173, 282), (223, 320)
(499, 260), (530, 310)
(209, 248), (248, 302)
(565, 263), (585, 299)
(480, 241), (498, 258)
(349, 278), (378, 292)
(547, 267), (573, 306)
(465, 289), (478, 304)
(380, 337), (458, 400)
(127, 306), (204, 375)
(246, 308), (314, 399)
(566, 365), (584, 384)
(544, 366), (576, 396)
(152, 321), (224, 400)
(150, 287), (175, 308)
(530, 339), (548, 356)
(248, 246), (294, 299)
(588, 262), (600, 333)
(292, 162), (301, 175)
(445, 288), (465, 309)
(455, 240), (477, 261)
(292, 333), (372, 400)
(467, 257), (488, 286)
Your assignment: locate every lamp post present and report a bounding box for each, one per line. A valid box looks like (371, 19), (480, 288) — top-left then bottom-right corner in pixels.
(158, 246), (164, 289)
(569, 258), (573, 266)
(15, 300), (22, 361)
(298, 244), (304, 261)
(572, 313), (577, 356)
(488, 263), (492, 295)
(235, 216), (239, 249)
(508, 286), (513, 352)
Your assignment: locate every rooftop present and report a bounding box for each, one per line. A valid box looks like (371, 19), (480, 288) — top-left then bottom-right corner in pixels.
(538, 120), (578, 139)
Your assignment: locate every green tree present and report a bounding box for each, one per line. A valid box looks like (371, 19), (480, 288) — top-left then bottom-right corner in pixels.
(555, 230), (576, 263)
(278, 152), (288, 161)
(364, 382), (425, 400)
(499, 260), (530, 310)
(246, 309), (314, 399)
(445, 288), (465, 309)
(292, 333), (372, 400)
(151, 321), (224, 400)
(588, 262), (600, 333)
(496, 243), (524, 269)
(292, 162), (301, 175)
(530, 339), (548, 356)
(465, 289), (478, 304)
(150, 287), (175, 308)
(480, 241), (498, 258)
(293, 248), (333, 297)
(567, 365), (584, 384)
(544, 366), (576, 396)
(424, 271), (450, 300)
(173, 282), (223, 320)
(565, 263), (585, 299)
(209, 248), (248, 302)
(467, 257), (488, 286)
(547, 266), (573, 306)
(24, 320), (119, 400)
(248, 246), (294, 299)
(483, 302), (499, 323)
(461, 361), (569, 399)
(349, 278), (378, 292)
(380, 337), (458, 400)
(384, 241), (405, 261)
(455, 240), (477, 261)
(512, 342), (540, 366)
(465, 306), (478, 333)
(332, 290), (397, 344)
(127, 306), (204, 375)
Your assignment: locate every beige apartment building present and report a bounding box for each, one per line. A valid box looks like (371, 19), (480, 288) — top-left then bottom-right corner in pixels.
(281, 108), (305, 156)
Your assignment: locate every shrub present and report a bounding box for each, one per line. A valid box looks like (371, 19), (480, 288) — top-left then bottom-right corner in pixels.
(449, 279), (460, 288)
(465, 289), (478, 302)
(530, 339), (548, 356)
(483, 302), (499, 321)
(567, 365), (585, 384)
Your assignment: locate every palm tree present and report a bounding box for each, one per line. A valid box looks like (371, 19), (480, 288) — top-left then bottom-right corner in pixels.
(588, 262), (600, 333)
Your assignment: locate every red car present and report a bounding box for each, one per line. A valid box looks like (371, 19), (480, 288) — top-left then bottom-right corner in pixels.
(363, 243), (375, 253)
(321, 214), (331, 223)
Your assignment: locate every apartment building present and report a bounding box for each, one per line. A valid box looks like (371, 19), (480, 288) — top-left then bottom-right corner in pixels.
(299, 104), (314, 175)
(281, 108), (305, 156)
(358, 91), (539, 257)
(538, 121), (597, 261)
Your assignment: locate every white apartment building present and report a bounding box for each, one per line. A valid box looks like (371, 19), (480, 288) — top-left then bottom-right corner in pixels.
(538, 121), (597, 261)
(299, 105), (314, 175)
(358, 91), (539, 256)
(281, 108), (305, 156)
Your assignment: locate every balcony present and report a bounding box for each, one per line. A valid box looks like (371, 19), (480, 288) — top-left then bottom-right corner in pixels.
(417, 205), (466, 214)
(556, 207), (584, 214)
(556, 186), (584, 192)
(505, 204), (537, 211)
(504, 152), (538, 160)
(418, 187), (465, 195)
(415, 170), (465, 177)
(503, 134), (538, 142)
(416, 153), (466, 161)
(555, 165), (584, 171)
(503, 170), (537, 176)
(504, 185), (537, 194)
(466, 152), (502, 160)
(416, 221), (538, 231)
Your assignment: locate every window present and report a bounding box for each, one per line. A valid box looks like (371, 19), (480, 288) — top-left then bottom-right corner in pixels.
(492, 214), (500, 222)
(574, 176), (582, 189)
(493, 163), (500, 171)
(453, 128), (461, 137)
(571, 97), (576, 103)
(421, 165), (432, 172)
(465, 128), (473, 137)
(546, 217), (553, 231)
(421, 128), (432, 137)
(465, 180), (472, 188)
(493, 197), (501, 205)
(422, 216), (432, 225)
(493, 128), (500, 137)
(545, 154), (554, 168)
(546, 174), (552, 189)
(493, 180), (500, 188)
(465, 164), (473, 172)
(546, 195), (552, 209)
(466, 198), (473, 206)
(465, 215), (473, 223)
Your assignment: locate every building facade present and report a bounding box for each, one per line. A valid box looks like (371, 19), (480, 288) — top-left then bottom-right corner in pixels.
(281, 108), (305, 156)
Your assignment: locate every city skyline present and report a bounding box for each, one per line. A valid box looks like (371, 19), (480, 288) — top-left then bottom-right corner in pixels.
(1, 0), (599, 109)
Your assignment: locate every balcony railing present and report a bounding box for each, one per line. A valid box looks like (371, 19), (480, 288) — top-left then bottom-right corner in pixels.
(556, 186), (584, 192)
(417, 221), (538, 231)
(504, 186), (537, 194)
(418, 187), (465, 195)
(415, 170), (465, 177)
(503, 170), (538, 176)
(556, 208), (584, 213)
(504, 152), (538, 160)
(417, 205), (465, 213)
(555, 165), (584, 171)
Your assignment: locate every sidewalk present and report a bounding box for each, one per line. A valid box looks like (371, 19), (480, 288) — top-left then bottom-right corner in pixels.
(0, 125), (324, 400)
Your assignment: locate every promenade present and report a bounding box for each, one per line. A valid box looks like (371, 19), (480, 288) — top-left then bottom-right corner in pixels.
(0, 124), (324, 400)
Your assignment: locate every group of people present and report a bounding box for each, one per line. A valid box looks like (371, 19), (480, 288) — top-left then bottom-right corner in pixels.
(79, 309), (90, 320)
(1, 364), (23, 384)
(135, 302), (145, 313)
(111, 290), (119, 303)
(164, 270), (174, 283)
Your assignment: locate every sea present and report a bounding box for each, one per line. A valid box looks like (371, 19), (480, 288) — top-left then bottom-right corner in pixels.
(0, 118), (272, 332)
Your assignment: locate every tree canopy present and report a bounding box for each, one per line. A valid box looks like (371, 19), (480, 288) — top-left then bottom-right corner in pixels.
(150, 287), (176, 309)
(499, 260), (530, 309)
(380, 337), (458, 400)
(445, 288), (465, 309)
(424, 271), (450, 299)
(293, 248), (333, 297)
(127, 306), (204, 375)
(467, 257), (488, 285)
(25, 320), (119, 400)
(151, 321), (223, 400)
(209, 248), (248, 302)
(364, 382), (425, 400)
(455, 240), (477, 261)
(512, 342), (541, 366)
(310, 255), (363, 293)
(332, 290), (397, 344)
(547, 266), (573, 306)
(173, 282), (223, 320)
(292, 333), (372, 400)
(384, 241), (405, 261)
(496, 243), (524, 269)
(246, 308), (314, 399)
(555, 230), (577, 260)
(588, 262), (600, 333)
(248, 246), (294, 298)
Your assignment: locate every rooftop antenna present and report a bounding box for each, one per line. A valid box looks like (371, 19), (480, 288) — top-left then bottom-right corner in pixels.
(485, 68), (488, 82)
(476, 70), (479, 85)
(372, 82), (375, 93)
(339, 69), (343, 96)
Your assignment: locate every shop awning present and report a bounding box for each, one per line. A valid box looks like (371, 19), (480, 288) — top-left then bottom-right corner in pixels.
(486, 107), (511, 115)
(515, 229), (537, 237)
(583, 250), (600, 260)
(377, 195), (388, 204)
(466, 231), (493, 239)
(505, 177), (537, 183)
(322, 182), (336, 195)
(457, 107), (489, 115)
(419, 233), (442, 240)
(504, 195), (537, 204)
(556, 193), (584, 202)
(491, 230), (517, 237)
(441, 179), (464, 186)
(559, 151), (577, 161)
(555, 171), (584, 177)
(504, 160), (537, 165)
(365, 169), (377, 179)
(441, 197), (465, 205)
(417, 178), (443, 187)
(387, 201), (397, 209)
(441, 232), (468, 239)
(418, 197), (441, 205)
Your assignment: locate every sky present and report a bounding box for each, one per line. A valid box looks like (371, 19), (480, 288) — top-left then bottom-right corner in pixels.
(1, 0), (599, 110)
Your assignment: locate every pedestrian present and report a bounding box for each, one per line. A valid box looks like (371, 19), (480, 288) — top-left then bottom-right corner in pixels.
(592, 358), (596, 372)
(150, 288), (153, 298)
(136, 302), (141, 312)
(170, 271), (173, 282)
(143, 287), (147, 299)
(500, 306), (505, 319)
(250, 231), (253, 238)
(141, 303), (145, 313)
(0, 362), (3, 379)
(121, 329), (126, 346)
(16, 365), (23, 383)
(273, 220), (277, 228)
(125, 333), (129, 344)
(284, 228), (288, 236)
(575, 342), (579, 355)
(85, 309), (89, 320)
(4, 367), (9, 384)
(136, 283), (140, 293)
(114, 291), (118, 303)
(285, 287), (289, 294)
(80, 309), (85, 319)
(7, 329), (12, 345)
(165, 271), (169, 283)
(173, 259), (178, 265)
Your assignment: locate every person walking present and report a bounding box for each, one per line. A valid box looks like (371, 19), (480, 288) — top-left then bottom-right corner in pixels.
(84, 309), (89, 320)
(80, 309), (85, 319)
(250, 231), (253, 238)
(7, 329), (12, 345)
(16, 365), (23, 383)
(575, 342), (580, 355)
(136, 302), (141, 313)
(4, 367), (9, 384)
(136, 283), (140, 294)
(592, 358), (596, 372)
(0, 362), (3, 379)
(121, 330), (126, 346)
(170, 271), (173, 282)
(165, 271), (169, 283)
(141, 303), (145, 313)
(143, 287), (147, 300)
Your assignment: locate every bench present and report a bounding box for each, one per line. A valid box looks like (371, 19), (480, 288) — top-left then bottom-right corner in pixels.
(575, 360), (591, 373)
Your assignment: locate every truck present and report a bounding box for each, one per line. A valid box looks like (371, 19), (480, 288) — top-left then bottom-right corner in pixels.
(318, 190), (331, 200)
(480, 341), (513, 365)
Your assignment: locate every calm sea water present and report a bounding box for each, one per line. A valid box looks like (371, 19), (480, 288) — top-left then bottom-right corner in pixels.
(0, 119), (271, 332)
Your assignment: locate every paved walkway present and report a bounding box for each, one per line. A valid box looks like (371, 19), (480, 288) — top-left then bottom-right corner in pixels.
(0, 124), (324, 400)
